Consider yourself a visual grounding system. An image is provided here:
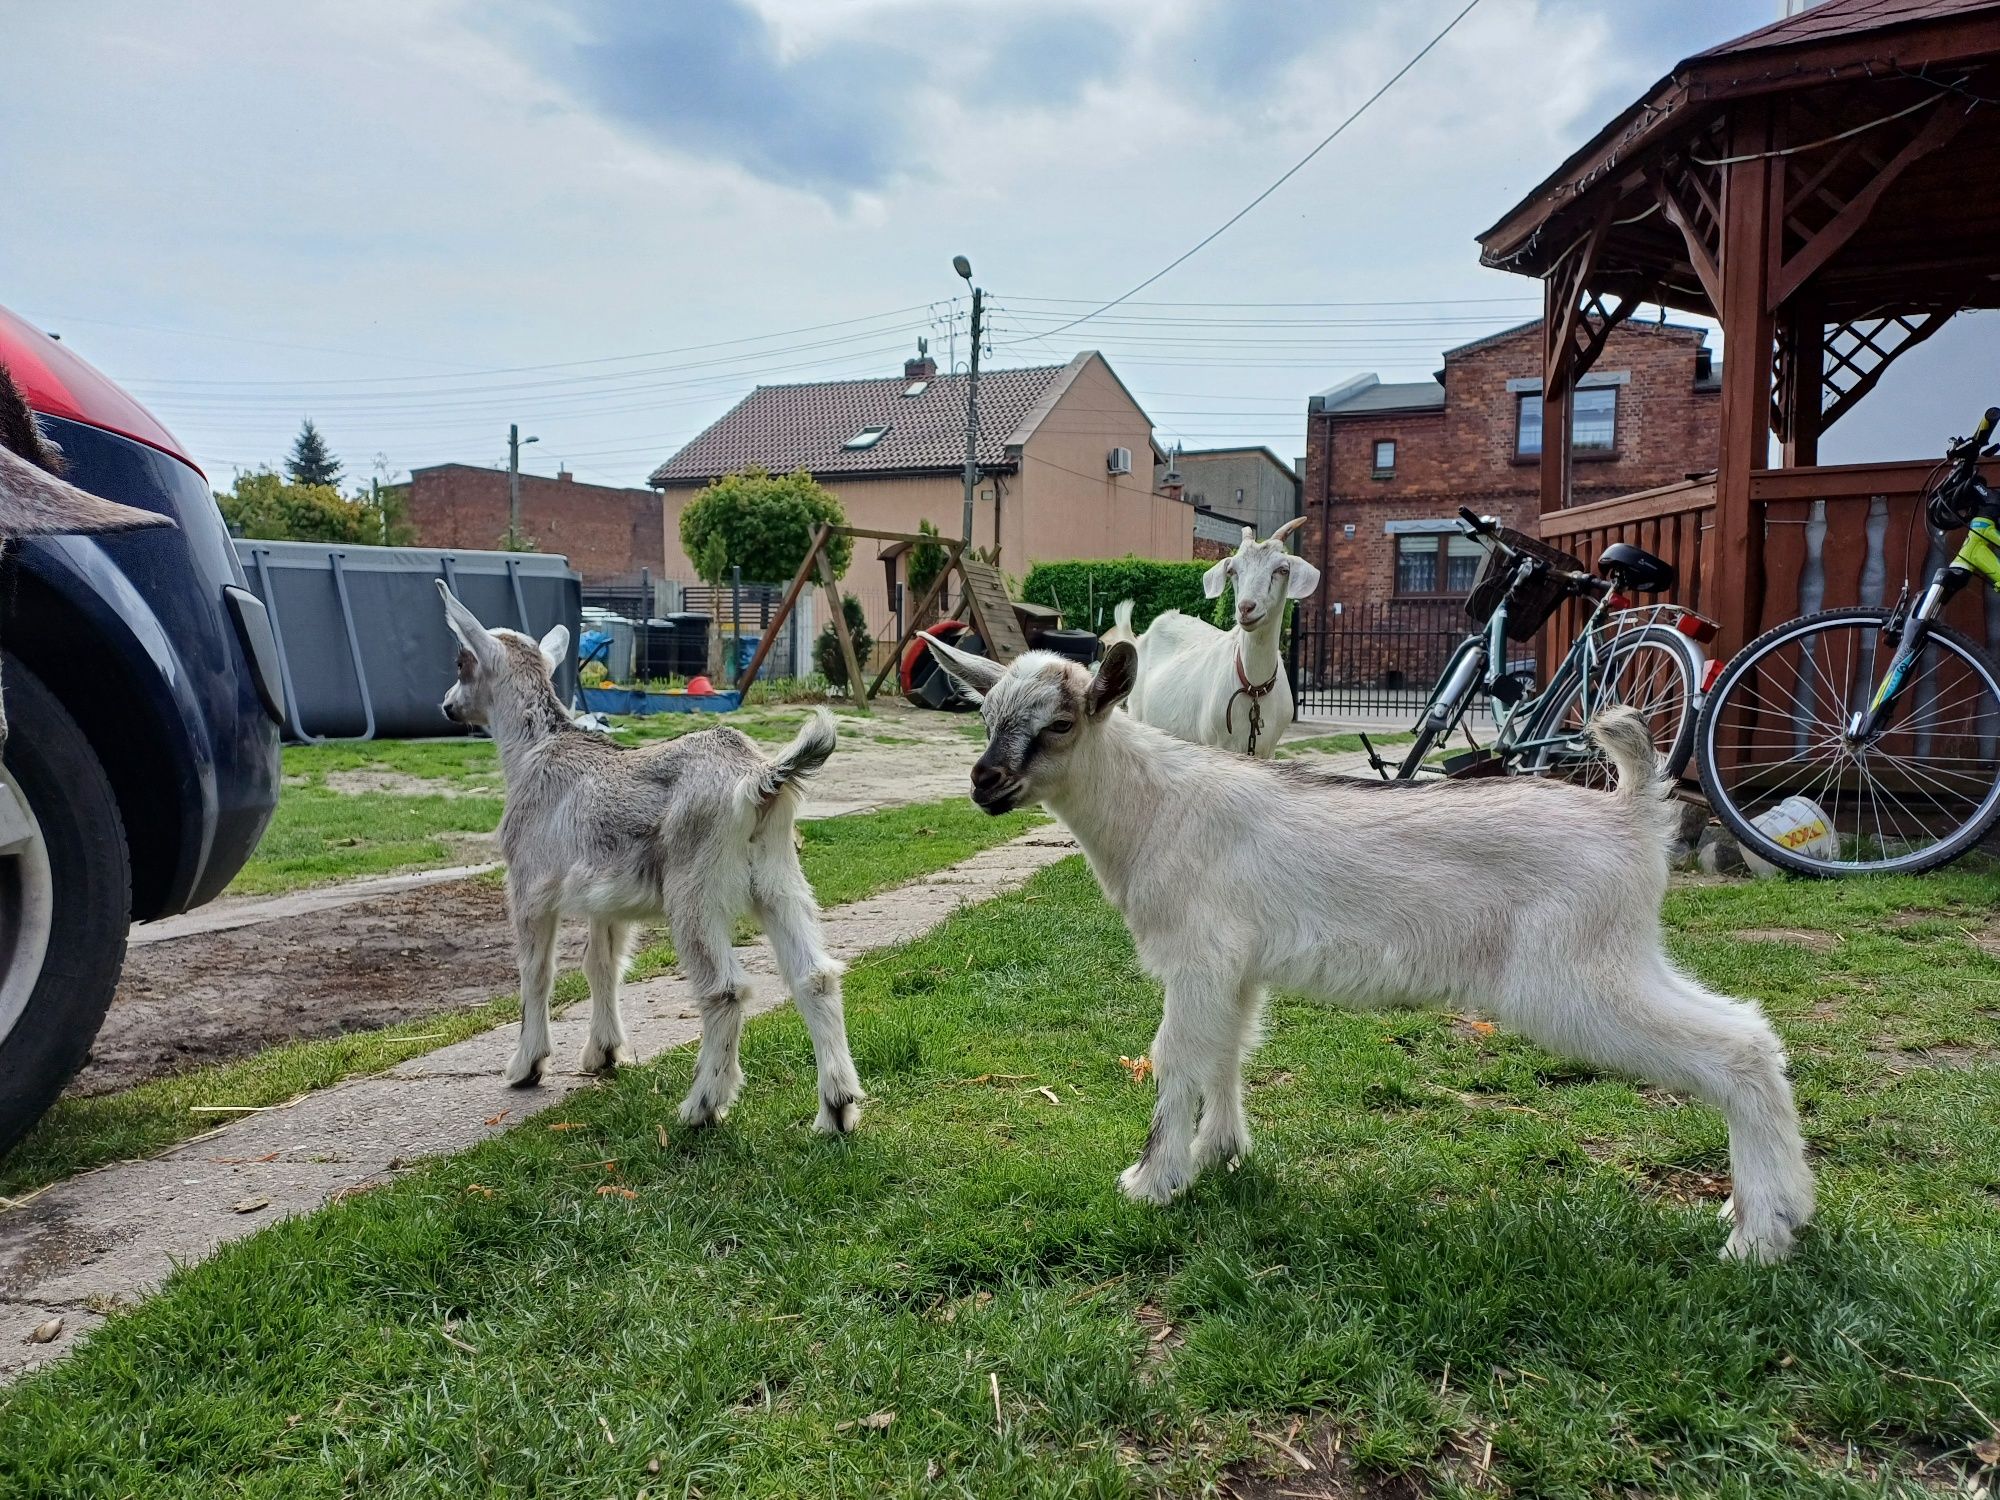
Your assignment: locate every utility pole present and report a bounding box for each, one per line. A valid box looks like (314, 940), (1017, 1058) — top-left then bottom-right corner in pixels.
(954, 256), (983, 545)
(506, 423), (538, 548)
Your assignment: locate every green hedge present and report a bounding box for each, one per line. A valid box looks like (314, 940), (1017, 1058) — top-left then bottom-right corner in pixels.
(1021, 558), (1215, 635)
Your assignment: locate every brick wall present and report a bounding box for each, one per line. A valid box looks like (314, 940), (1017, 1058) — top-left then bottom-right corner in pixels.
(1297, 321), (1719, 624)
(405, 465), (663, 582)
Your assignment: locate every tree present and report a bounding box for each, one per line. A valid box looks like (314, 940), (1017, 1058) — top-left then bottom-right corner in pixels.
(216, 469), (386, 543)
(285, 419), (343, 488)
(813, 595), (873, 691)
(906, 518), (949, 606)
(678, 467), (850, 585)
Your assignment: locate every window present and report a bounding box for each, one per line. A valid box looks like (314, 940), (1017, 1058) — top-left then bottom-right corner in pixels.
(1394, 532), (1483, 596)
(901, 380), (928, 397)
(844, 424), (890, 449)
(1572, 385), (1617, 452)
(1373, 439), (1397, 476)
(1516, 395), (1542, 458)
(1516, 387), (1618, 458)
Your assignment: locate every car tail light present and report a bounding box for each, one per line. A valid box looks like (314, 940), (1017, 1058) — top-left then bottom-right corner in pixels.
(1701, 658), (1725, 693)
(1675, 611), (1720, 643)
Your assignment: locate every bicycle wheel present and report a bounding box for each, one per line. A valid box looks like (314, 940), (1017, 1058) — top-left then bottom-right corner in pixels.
(1698, 606), (2000, 876)
(1519, 625), (1701, 789)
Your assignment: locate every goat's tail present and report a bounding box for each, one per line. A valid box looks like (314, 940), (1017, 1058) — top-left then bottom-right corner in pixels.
(1588, 706), (1669, 809)
(1112, 599), (1134, 637)
(737, 707), (838, 824)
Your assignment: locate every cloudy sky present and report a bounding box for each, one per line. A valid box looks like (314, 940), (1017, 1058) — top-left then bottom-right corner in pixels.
(7, 0), (1972, 492)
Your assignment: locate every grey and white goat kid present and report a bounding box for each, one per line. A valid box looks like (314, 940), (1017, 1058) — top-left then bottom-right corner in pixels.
(923, 635), (1814, 1262)
(438, 582), (863, 1133)
(1117, 516), (1319, 758)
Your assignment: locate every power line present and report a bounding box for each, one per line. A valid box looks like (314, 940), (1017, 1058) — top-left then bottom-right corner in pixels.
(112, 303), (944, 389)
(1009, 0), (1485, 344)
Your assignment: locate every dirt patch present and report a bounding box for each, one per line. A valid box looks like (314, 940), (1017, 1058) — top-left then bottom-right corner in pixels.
(1217, 1423), (1433, 1499)
(1731, 928), (1842, 954)
(320, 770), (497, 798)
(1866, 1042), (1993, 1075)
(78, 879), (635, 1096)
(1634, 1163), (1733, 1206)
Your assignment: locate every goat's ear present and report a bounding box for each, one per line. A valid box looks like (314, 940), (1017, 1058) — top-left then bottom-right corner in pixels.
(920, 631), (1004, 699)
(538, 623), (570, 672)
(1088, 641), (1138, 718)
(1284, 556), (1323, 599)
(436, 579), (501, 662)
(0, 443), (173, 537)
(1201, 557), (1231, 599)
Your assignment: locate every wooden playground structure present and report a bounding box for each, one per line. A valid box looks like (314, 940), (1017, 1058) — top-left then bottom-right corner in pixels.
(732, 524), (1034, 711)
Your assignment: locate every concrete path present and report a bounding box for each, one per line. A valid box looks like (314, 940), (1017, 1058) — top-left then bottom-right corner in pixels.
(131, 863), (505, 947)
(0, 829), (1076, 1383)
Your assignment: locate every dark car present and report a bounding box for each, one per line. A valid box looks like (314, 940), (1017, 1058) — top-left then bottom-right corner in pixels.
(0, 303), (284, 1149)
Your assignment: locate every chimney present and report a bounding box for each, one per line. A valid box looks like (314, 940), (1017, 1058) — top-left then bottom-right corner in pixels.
(904, 354), (937, 381)
(557, 468), (574, 482)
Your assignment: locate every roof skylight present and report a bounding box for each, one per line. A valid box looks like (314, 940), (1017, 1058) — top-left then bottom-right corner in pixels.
(844, 424), (891, 450)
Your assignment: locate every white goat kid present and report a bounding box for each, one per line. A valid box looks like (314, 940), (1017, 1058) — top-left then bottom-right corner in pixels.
(1119, 517), (1319, 758)
(923, 635), (1815, 1262)
(438, 582), (863, 1133)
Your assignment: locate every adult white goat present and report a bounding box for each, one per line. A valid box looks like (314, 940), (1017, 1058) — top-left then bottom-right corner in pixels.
(1117, 517), (1319, 757)
(921, 635), (1815, 1262)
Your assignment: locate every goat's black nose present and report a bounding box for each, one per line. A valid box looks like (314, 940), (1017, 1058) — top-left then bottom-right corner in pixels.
(971, 761), (1005, 794)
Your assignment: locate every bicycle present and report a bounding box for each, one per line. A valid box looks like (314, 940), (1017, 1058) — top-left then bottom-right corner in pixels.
(1698, 406), (2000, 876)
(1361, 507), (1713, 785)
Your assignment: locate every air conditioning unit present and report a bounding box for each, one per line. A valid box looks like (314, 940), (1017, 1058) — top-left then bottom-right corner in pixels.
(1106, 446), (1133, 475)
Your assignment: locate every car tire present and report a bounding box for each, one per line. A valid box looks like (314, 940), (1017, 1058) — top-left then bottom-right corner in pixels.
(0, 656), (131, 1155)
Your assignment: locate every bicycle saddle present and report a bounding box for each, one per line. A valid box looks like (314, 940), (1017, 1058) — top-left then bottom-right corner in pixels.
(1596, 542), (1675, 595)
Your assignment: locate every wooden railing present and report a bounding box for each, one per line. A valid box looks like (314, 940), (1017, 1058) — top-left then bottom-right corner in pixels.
(1538, 459), (2000, 659)
(1536, 476), (1716, 662)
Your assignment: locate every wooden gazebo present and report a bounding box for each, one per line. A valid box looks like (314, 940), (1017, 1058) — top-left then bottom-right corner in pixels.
(1477, 0), (2000, 654)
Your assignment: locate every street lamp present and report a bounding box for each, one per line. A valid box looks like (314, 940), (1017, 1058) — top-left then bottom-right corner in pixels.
(954, 255), (983, 545)
(508, 425), (539, 548)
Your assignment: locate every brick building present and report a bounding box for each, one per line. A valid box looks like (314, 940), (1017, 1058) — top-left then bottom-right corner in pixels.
(1298, 319), (1720, 619)
(404, 464), (663, 583)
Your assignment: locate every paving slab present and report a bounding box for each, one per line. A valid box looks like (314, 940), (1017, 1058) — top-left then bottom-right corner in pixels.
(0, 828), (1075, 1383)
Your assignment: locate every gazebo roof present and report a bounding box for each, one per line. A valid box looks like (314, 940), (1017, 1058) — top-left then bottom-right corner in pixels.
(1477, 0), (2000, 321)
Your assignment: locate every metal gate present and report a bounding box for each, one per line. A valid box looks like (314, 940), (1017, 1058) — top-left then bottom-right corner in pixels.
(1288, 598), (1502, 723)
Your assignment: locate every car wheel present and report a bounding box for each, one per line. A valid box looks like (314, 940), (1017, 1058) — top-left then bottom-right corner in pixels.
(0, 656), (130, 1155)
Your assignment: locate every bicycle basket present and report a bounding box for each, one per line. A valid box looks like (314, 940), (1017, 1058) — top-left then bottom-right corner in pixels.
(1465, 528), (1587, 642)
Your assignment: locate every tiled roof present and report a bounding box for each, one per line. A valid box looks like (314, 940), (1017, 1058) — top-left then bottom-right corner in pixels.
(650, 357), (1085, 485)
(1693, 0), (1998, 59)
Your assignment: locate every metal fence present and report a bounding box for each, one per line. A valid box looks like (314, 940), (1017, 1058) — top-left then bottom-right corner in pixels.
(1289, 598), (1500, 723)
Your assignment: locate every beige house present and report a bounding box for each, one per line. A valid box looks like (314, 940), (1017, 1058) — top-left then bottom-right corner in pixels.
(649, 351), (1192, 631)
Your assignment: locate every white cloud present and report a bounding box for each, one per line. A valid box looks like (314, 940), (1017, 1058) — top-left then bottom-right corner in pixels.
(1, 1), (1756, 487)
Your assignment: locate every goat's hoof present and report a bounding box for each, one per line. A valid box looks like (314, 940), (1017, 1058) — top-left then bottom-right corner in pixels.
(1720, 1221), (1796, 1264)
(1117, 1160), (1188, 1206)
(579, 1040), (633, 1075)
(814, 1094), (862, 1135)
(677, 1093), (728, 1128)
(502, 1052), (548, 1088)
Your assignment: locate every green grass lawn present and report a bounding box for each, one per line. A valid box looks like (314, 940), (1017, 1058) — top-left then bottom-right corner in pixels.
(232, 709), (884, 895)
(1276, 731), (1416, 758)
(1, 799), (1042, 1203)
(6, 861), (1997, 1495)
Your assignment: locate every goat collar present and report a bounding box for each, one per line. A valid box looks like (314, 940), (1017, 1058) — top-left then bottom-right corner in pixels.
(1225, 649), (1279, 754)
